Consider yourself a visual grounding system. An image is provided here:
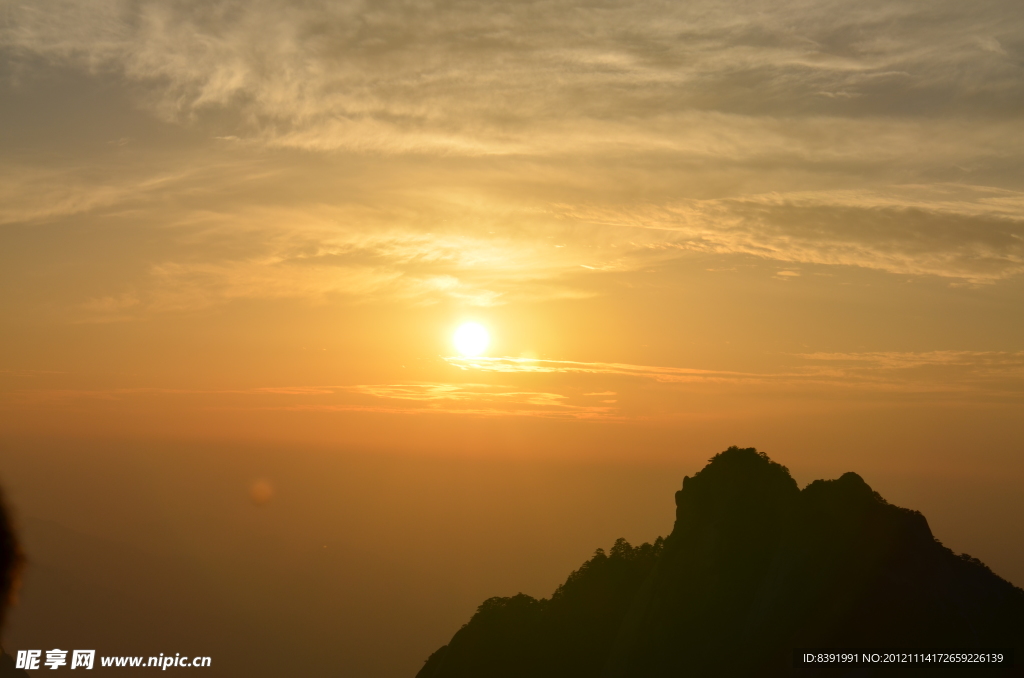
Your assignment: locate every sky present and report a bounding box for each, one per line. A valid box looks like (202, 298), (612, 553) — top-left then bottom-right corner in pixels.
(1, 0), (1023, 675)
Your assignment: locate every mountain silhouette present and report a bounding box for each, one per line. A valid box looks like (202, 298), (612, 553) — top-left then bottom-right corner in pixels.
(417, 447), (1024, 677)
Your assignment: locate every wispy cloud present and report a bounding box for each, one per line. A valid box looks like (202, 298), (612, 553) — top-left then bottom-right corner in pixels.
(73, 206), (598, 317)
(0, 381), (617, 420)
(345, 383), (613, 418)
(555, 185), (1024, 283)
(793, 351), (1024, 398)
(445, 356), (761, 383)
(3, 0), (1022, 155)
(0, 162), (201, 226)
(3, 0), (1024, 325)
(447, 351), (1024, 398)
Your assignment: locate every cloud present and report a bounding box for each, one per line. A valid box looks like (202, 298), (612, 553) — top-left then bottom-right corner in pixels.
(61, 180), (1024, 319)
(10, 159), (1024, 325)
(3, 0), (1024, 322)
(3, 0), (1022, 153)
(800, 350), (1024, 376)
(0, 163), (189, 226)
(446, 351), (1024, 398)
(556, 185), (1024, 282)
(68, 199), (601, 317)
(445, 356), (761, 383)
(346, 383), (613, 417)
(0, 381), (618, 420)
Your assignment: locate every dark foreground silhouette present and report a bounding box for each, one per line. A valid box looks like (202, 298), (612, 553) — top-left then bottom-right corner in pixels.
(0, 489), (27, 677)
(417, 447), (1024, 677)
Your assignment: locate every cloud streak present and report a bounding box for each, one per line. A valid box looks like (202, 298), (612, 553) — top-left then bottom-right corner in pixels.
(0, 382), (618, 420)
(559, 185), (1024, 283)
(447, 351), (1024, 397)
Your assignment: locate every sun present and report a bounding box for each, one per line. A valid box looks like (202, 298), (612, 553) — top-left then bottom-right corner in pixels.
(453, 322), (490, 356)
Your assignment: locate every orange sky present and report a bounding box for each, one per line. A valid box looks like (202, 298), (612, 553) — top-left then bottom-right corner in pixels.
(1, 1), (1023, 674)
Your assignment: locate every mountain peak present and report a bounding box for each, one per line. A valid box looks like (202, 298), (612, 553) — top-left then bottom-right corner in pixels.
(418, 448), (1024, 678)
(672, 446), (799, 549)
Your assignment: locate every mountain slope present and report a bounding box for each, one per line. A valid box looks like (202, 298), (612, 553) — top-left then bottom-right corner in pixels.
(418, 447), (1024, 677)
(418, 537), (663, 678)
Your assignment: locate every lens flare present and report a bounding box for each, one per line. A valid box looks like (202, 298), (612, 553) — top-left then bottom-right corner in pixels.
(453, 323), (490, 356)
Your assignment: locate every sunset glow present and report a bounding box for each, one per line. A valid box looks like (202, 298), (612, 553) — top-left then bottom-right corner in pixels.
(453, 323), (490, 357)
(2, 1), (1023, 675)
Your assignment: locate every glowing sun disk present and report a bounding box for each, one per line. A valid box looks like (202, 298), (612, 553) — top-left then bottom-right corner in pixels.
(453, 323), (490, 356)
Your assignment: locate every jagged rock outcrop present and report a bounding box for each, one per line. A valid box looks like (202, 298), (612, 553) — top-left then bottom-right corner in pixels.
(418, 447), (1024, 677)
